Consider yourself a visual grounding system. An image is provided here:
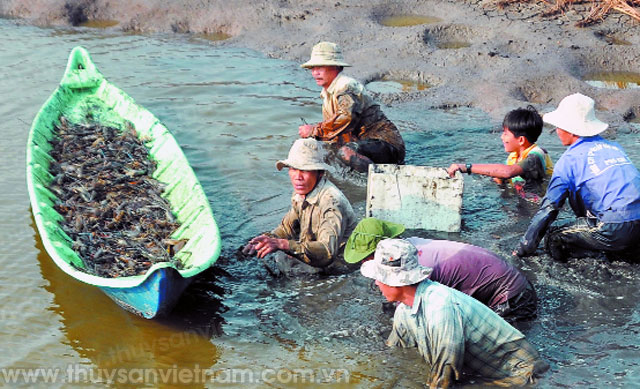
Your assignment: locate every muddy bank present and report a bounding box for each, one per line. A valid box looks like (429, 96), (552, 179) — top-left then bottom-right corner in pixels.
(3, 0), (640, 123)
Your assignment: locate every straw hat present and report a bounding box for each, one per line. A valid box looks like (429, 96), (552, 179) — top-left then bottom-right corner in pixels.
(360, 239), (432, 287)
(276, 138), (333, 171)
(344, 218), (405, 263)
(543, 93), (609, 137)
(301, 42), (351, 69)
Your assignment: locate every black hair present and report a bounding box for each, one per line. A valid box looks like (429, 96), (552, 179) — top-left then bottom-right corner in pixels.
(502, 105), (543, 143)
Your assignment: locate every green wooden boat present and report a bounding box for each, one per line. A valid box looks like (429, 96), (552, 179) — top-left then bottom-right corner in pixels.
(26, 46), (221, 319)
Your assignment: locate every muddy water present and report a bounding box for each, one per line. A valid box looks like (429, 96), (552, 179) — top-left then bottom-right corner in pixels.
(1, 18), (639, 388)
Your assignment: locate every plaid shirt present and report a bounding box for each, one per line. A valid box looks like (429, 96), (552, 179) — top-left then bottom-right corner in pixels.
(387, 280), (547, 388)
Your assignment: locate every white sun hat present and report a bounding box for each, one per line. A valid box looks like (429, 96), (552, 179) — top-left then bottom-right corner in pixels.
(301, 42), (351, 69)
(542, 93), (608, 137)
(276, 138), (333, 172)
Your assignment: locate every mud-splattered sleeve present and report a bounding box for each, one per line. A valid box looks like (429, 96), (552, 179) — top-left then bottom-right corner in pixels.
(271, 206), (299, 240)
(312, 92), (359, 141)
(287, 196), (345, 267)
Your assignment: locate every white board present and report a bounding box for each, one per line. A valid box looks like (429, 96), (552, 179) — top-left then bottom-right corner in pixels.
(366, 164), (464, 232)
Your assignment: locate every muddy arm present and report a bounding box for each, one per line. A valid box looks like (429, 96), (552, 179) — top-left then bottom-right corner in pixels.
(312, 93), (357, 142)
(516, 198), (559, 256)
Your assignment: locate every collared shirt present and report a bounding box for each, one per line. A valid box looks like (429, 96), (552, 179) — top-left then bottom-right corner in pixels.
(271, 175), (357, 269)
(406, 237), (529, 309)
(387, 280), (547, 388)
(545, 136), (640, 222)
(311, 74), (405, 157)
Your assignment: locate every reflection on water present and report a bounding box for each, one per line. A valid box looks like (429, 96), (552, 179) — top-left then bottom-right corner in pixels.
(379, 14), (441, 27)
(1, 18), (640, 389)
(79, 20), (120, 29)
(584, 71), (640, 90)
(436, 40), (471, 49)
(366, 78), (430, 94)
(594, 31), (632, 46)
(34, 221), (223, 388)
(193, 32), (231, 42)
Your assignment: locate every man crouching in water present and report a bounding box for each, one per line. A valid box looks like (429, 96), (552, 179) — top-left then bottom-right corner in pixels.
(243, 138), (358, 276)
(298, 42), (405, 173)
(361, 239), (549, 388)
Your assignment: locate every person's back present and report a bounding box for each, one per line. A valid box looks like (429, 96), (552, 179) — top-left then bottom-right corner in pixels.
(406, 237), (535, 319)
(551, 136), (640, 222)
(517, 93), (640, 260)
(389, 279), (548, 387)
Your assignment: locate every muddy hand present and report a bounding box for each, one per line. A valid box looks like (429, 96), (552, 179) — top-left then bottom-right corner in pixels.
(250, 235), (285, 258)
(242, 241), (258, 256)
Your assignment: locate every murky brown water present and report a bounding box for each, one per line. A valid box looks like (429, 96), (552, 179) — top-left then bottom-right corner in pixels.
(1, 18), (639, 388)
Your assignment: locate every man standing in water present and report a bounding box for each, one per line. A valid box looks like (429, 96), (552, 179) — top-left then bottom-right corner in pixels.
(243, 138), (358, 276)
(516, 93), (640, 261)
(298, 41), (405, 172)
(362, 239), (549, 388)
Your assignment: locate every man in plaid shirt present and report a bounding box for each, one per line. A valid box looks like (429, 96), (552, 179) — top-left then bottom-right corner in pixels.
(361, 239), (549, 388)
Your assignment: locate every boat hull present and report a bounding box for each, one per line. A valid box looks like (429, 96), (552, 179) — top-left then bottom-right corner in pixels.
(100, 268), (192, 319)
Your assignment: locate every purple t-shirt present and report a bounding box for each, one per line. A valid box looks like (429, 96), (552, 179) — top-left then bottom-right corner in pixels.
(406, 237), (529, 309)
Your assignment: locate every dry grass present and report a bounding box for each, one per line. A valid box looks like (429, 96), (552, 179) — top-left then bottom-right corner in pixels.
(496, 0), (640, 26)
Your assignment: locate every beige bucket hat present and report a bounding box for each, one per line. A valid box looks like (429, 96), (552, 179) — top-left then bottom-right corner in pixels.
(543, 93), (609, 137)
(301, 41), (351, 69)
(360, 239), (432, 287)
(276, 138), (333, 171)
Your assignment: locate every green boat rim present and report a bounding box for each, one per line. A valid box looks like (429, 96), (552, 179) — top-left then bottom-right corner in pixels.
(26, 46), (221, 289)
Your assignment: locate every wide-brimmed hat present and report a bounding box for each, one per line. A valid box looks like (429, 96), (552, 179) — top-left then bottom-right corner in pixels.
(360, 239), (432, 287)
(301, 42), (351, 69)
(543, 93), (608, 137)
(344, 218), (405, 263)
(276, 138), (333, 171)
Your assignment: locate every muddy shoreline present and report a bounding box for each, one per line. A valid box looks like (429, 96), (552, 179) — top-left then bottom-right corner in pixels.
(3, 0), (640, 123)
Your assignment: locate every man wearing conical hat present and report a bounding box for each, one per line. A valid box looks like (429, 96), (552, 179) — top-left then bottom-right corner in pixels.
(242, 138), (358, 276)
(516, 93), (640, 261)
(298, 41), (405, 173)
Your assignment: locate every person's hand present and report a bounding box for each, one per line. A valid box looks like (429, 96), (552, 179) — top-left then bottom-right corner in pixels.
(513, 245), (528, 257)
(247, 235), (288, 258)
(242, 241), (258, 256)
(298, 124), (314, 138)
(446, 163), (462, 178)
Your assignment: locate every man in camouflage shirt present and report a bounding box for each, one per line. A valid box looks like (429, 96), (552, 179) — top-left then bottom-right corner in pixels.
(243, 138), (358, 276)
(298, 42), (405, 172)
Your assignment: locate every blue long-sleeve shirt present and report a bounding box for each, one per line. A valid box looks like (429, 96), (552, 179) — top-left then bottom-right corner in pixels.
(519, 136), (640, 255)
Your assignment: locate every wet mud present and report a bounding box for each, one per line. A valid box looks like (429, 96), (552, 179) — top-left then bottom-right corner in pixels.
(2, 0), (640, 124)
